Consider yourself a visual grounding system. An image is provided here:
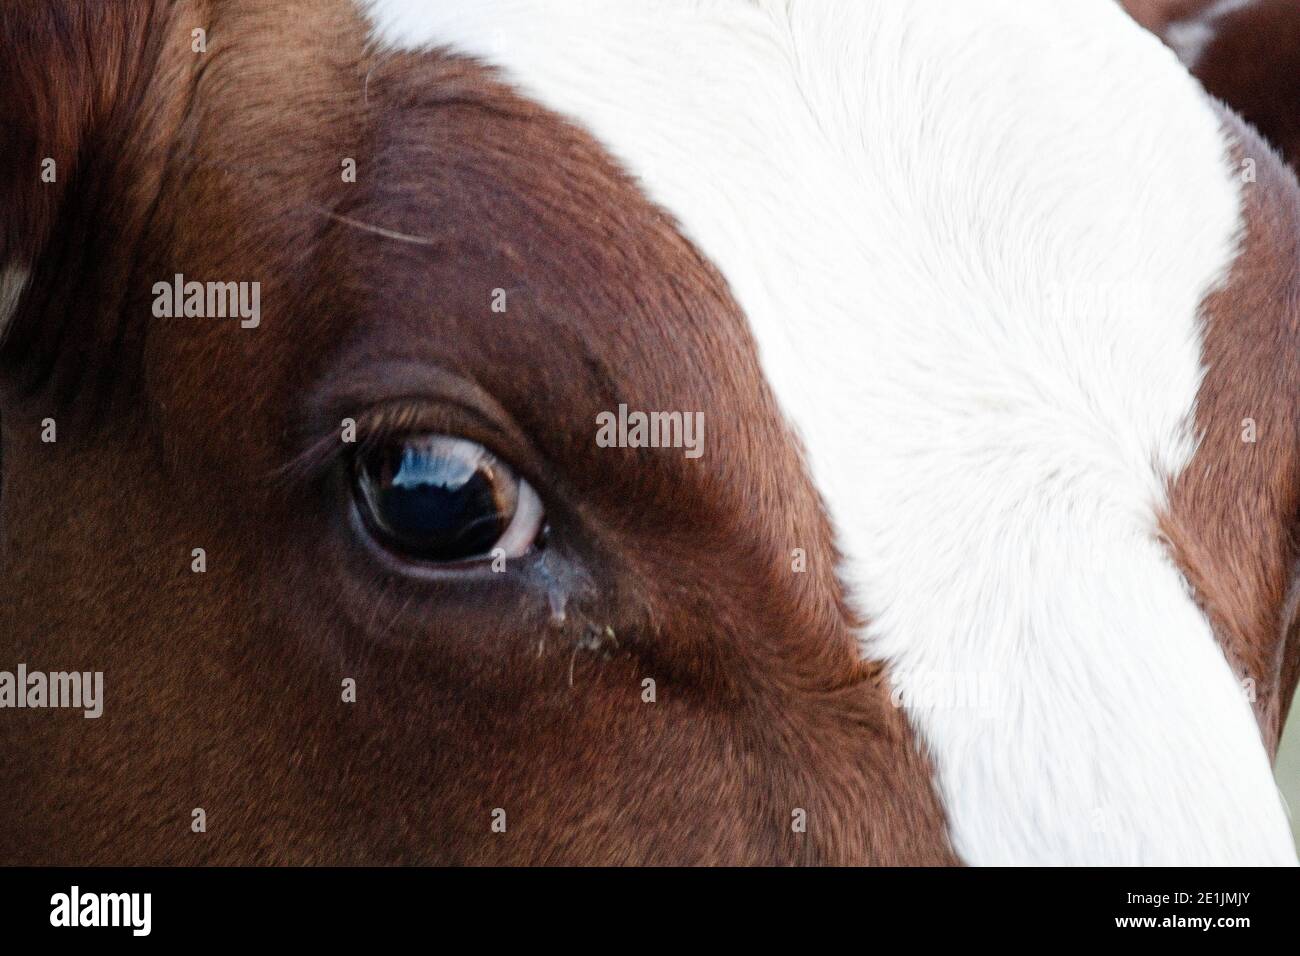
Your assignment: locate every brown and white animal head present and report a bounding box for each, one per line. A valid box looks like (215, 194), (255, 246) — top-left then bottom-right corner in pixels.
(1, 0), (1298, 866)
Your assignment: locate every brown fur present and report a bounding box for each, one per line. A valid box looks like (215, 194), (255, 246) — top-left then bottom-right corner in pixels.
(6, 0), (1299, 869)
(0, 0), (956, 865)
(1162, 108), (1300, 757)
(1124, 1), (1300, 750)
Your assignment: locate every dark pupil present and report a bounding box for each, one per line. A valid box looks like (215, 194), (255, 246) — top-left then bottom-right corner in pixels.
(357, 438), (511, 562)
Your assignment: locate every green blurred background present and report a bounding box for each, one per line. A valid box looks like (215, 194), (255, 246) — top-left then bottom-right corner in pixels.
(1279, 689), (1300, 852)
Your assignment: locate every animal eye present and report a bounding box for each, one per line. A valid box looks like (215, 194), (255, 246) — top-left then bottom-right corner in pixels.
(352, 434), (543, 565)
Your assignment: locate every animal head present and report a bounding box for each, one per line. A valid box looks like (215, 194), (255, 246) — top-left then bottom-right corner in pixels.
(1, 0), (1298, 865)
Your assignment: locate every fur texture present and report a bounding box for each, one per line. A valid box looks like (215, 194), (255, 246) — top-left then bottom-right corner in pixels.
(3, 0), (1298, 866)
(363, 0), (1299, 863)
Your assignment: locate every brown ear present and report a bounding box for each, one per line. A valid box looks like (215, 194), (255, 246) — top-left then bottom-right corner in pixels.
(1125, 0), (1300, 174)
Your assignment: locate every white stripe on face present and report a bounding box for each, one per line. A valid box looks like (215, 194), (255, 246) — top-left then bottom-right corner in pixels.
(362, 0), (1297, 864)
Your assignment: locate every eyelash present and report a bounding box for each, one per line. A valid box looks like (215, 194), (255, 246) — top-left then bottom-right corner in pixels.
(280, 399), (530, 494)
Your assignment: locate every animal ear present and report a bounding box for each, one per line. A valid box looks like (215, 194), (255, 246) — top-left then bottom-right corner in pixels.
(1134, 0), (1300, 173)
(0, 3), (152, 347)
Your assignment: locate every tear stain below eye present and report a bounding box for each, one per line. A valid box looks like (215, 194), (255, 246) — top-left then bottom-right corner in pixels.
(527, 553), (629, 689)
(568, 625), (620, 688)
(547, 584), (568, 627)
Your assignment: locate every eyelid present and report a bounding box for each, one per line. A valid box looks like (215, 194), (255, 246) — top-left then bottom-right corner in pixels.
(281, 404), (512, 491)
(310, 360), (524, 440)
(288, 361), (543, 488)
(351, 400), (513, 454)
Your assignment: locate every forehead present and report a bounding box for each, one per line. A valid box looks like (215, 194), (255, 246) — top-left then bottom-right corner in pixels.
(349, 53), (758, 424)
(144, 8), (830, 588)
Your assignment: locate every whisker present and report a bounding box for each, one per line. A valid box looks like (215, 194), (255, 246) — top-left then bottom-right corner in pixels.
(316, 208), (443, 247)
